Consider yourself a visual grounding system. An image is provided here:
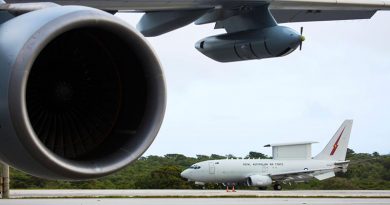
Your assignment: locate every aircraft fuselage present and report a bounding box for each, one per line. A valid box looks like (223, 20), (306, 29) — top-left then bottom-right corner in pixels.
(181, 159), (337, 184)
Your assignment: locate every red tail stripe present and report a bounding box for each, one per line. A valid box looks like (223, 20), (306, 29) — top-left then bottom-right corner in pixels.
(330, 127), (345, 156)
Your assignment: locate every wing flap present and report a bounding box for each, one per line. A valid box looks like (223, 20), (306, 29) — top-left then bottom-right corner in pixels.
(271, 9), (376, 23)
(314, 171), (335, 180)
(269, 0), (390, 10)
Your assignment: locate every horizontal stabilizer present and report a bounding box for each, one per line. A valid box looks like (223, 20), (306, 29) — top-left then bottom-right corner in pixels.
(334, 160), (350, 165)
(314, 171), (335, 180)
(137, 9), (209, 37)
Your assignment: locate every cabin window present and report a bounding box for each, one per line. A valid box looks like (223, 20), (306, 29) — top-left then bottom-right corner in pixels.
(189, 165), (201, 169)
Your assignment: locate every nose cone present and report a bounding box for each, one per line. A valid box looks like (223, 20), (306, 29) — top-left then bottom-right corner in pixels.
(285, 30), (304, 53)
(284, 28), (302, 49)
(264, 26), (303, 56)
(181, 169), (190, 179)
(290, 32), (303, 49)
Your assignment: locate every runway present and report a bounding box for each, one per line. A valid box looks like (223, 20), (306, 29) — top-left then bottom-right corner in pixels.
(8, 189), (390, 198)
(3, 190), (390, 205)
(0, 198), (390, 205)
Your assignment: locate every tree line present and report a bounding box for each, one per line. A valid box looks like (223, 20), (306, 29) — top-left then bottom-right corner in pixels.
(7, 149), (390, 190)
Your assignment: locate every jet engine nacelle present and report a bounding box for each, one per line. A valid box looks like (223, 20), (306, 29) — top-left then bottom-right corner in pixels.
(0, 6), (165, 180)
(195, 26), (302, 62)
(247, 175), (273, 187)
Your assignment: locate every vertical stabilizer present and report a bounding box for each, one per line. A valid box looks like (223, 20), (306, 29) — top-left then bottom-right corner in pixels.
(314, 120), (353, 161)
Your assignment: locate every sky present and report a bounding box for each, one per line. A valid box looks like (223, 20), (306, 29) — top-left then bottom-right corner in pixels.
(117, 12), (390, 158)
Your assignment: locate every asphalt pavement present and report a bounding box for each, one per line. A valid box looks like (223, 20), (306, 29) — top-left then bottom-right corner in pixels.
(1, 198), (390, 205)
(8, 189), (390, 198)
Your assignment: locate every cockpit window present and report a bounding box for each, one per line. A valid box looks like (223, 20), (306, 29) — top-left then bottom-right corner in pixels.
(189, 165), (201, 169)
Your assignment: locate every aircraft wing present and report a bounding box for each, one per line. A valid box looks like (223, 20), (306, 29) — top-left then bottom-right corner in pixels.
(4, 0), (390, 36)
(8, 0), (388, 11)
(270, 168), (335, 182)
(5, 0), (390, 14)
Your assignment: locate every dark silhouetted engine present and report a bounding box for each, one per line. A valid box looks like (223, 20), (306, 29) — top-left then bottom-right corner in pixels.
(0, 6), (165, 180)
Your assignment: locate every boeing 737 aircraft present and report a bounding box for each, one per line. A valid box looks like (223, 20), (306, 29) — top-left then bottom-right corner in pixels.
(0, 0), (385, 180)
(181, 120), (353, 191)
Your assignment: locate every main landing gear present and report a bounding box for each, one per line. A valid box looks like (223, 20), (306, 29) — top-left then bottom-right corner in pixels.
(273, 183), (282, 191)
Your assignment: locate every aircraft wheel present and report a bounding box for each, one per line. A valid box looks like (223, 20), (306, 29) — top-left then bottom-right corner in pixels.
(273, 183), (282, 191)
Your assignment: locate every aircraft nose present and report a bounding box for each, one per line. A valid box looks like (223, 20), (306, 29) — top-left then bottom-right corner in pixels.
(180, 169), (190, 179)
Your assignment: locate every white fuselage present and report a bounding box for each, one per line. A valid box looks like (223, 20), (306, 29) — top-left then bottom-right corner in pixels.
(181, 159), (337, 184)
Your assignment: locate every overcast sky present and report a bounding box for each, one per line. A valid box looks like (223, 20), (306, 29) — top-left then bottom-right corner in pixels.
(117, 12), (390, 158)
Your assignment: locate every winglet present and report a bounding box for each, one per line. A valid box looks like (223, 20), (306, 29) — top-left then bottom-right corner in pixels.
(314, 120), (353, 161)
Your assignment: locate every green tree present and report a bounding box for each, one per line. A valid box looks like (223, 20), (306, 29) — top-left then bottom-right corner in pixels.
(225, 154), (237, 159)
(196, 155), (210, 161)
(245, 151), (270, 159)
(210, 154), (225, 160)
(346, 148), (355, 159)
(135, 165), (190, 189)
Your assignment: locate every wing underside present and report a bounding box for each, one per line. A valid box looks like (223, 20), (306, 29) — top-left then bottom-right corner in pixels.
(3, 0), (390, 34)
(4, 0), (390, 12)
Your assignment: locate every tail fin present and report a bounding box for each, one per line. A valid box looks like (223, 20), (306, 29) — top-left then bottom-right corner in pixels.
(314, 120), (353, 161)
